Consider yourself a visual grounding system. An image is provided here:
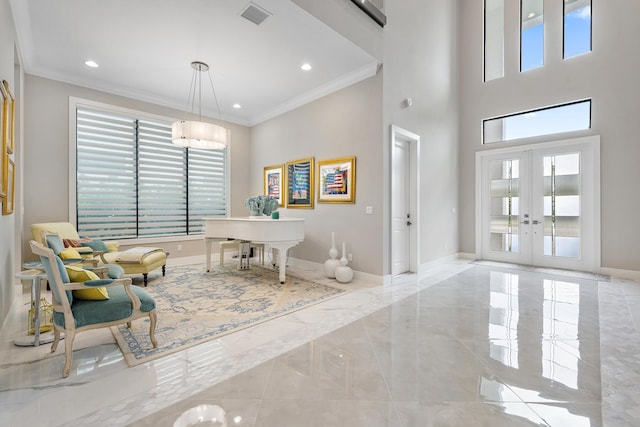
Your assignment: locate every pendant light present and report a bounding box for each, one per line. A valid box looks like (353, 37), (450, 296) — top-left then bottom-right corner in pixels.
(172, 61), (229, 150)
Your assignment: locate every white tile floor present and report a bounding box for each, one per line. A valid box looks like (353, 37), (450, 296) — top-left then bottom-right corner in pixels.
(1, 259), (640, 426)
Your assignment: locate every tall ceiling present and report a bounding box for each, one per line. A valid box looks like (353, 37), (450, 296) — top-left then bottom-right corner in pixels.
(10, 0), (378, 126)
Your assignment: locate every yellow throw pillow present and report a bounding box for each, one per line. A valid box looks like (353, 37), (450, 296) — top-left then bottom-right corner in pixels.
(65, 266), (109, 300)
(59, 247), (82, 259)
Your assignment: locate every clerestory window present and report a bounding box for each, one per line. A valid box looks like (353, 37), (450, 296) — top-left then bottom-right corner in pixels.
(564, 0), (592, 59)
(483, 100), (591, 144)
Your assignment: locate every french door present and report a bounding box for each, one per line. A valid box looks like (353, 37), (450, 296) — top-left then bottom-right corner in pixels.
(478, 136), (600, 272)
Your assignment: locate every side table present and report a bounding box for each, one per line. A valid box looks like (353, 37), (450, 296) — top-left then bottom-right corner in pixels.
(14, 269), (54, 347)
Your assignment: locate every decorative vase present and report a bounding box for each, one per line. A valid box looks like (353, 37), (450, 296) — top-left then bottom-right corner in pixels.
(329, 232), (338, 260)
(324, 259), (340, 278)
(335, 265), (353, 283)
(324, 231), (339, 278)
(340, 241), (348, 266)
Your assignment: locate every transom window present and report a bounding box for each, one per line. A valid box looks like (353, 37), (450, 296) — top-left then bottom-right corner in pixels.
(73, 102), (228, 240)
(483, 100), (591, 144)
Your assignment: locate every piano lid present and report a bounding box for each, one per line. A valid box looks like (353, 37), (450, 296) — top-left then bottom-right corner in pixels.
(203, 217), (304, 243)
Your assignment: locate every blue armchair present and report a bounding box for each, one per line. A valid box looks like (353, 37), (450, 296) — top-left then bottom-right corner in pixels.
(29, 240), (158, 377)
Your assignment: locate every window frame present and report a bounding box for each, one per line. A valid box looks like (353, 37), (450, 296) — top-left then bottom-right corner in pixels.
(563, 0), (592, 60)
(520, 0), (545, 72)
(484, 0), (505, 82)
(68, 97), (230, 245)
(482, 99), (592, 145)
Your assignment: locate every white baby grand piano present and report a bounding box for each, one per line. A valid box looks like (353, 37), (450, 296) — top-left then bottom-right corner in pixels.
(203, 217), (305, 283)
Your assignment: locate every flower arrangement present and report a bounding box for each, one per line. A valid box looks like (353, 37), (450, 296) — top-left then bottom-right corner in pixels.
(245, 195), (279, 217)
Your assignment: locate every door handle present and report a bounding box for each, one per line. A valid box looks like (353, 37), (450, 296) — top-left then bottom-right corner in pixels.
(407, 221), (412, 226)
(520, 220), (529, 225)
(532, 220), (541, 225)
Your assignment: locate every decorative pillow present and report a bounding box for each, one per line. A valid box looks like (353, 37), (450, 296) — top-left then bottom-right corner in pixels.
(63, 238), (82, 248)
(81, 240), (110, 253)
(65, 266), (110, 300)
(45, 233), (66, 255)
(59, 247), (82, 259)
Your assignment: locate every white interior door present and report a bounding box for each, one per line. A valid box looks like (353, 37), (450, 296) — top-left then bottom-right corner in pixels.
(392, 139), (411, 275)
(479, 136), (600, 272)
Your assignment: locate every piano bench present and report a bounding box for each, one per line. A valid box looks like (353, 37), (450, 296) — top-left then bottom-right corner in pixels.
(219, 240), (264, 266)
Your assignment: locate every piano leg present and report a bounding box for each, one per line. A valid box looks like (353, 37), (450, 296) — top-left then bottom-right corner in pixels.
(238, 241), (251, 270)
(277, 248), (287, 283)
(268, 242), (299, 283)
(204, 237), (213, 272)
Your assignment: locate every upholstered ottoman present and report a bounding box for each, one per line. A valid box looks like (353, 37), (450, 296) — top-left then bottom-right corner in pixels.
(102, 248), (167, 287)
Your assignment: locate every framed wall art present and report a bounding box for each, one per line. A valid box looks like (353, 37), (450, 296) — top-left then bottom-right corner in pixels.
(264, 164), (284, 207)
(2, 158), (14, 215)
(3, 81), (14, 154)
(0, 81), (5, 200)
(317, 156), (356, 203)
(286, 157), (314, 209)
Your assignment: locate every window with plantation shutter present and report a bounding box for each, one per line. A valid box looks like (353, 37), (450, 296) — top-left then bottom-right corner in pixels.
(75, 103), (227, 240)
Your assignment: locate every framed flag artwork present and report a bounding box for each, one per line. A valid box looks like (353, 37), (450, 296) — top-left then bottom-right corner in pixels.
(286, 157), (314, 209)
(317, 156), (355, 203)
(264, 164), (284, 207)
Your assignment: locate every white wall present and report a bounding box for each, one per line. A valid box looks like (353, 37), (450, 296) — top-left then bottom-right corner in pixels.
(382, 0), (460, 269)
(294, 0), (461, 276)
(251, 74), (383, 275)
(458, 0), (640, 271)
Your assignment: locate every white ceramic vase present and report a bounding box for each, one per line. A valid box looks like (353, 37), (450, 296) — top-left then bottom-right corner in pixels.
(324, 231), (340, 278)
(329, 232), (338, 260)
(340, 241), (348, 266)
(335, 265), (353, 283)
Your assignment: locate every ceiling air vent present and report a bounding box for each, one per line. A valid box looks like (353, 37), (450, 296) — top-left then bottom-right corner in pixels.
(240, 2), (272, 26)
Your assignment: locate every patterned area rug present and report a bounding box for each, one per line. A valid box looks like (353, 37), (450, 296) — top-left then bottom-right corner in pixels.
(111, 263), (346, 367)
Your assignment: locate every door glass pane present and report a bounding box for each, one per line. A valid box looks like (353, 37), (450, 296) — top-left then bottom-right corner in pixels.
(543, 153), (580, 258)
(490, 159), (520, 252)
(521, 0), (544, 72)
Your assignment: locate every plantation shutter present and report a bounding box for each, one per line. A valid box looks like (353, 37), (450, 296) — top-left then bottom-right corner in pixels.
(75, 104), (227, 240)
(138, 119), (187, 237)
(76, 108), (137, 239)
(188, 148), (227, 233)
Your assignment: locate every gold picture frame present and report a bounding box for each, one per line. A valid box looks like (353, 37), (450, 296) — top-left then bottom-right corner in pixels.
(286, 157), (314, 209)
(264, 164), (284, 207)
(317, 156), (356, 203)
(3, 81), (14, 154)
(0, 81), (6, 200)
(2, 157), (14, 215)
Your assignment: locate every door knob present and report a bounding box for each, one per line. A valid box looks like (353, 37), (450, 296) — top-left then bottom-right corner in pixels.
(407, 221), (412, 226)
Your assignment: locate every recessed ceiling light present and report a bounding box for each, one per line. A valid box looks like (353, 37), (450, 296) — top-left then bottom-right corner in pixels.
(233, 103), (242, 109)
(84, 60), (99, 68)
(301, 63), (312, 71)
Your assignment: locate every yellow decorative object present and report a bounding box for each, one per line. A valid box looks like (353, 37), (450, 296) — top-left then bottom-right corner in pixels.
(28, 298), (53, 335)
(65, 266), (110, 300)
(59, 247), (82, 259)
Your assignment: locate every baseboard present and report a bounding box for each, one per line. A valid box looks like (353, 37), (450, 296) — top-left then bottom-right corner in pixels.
(457, 252), (477, 260)
(600, 267), (640, 281)
(166, 254), (204, 267)
(288, 257), (384, 285)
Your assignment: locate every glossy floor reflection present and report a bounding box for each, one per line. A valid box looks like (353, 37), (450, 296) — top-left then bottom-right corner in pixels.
(2, 261), (640, 426)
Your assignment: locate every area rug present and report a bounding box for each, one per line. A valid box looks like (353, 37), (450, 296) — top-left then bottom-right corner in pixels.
(111, 263), (346, 367)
